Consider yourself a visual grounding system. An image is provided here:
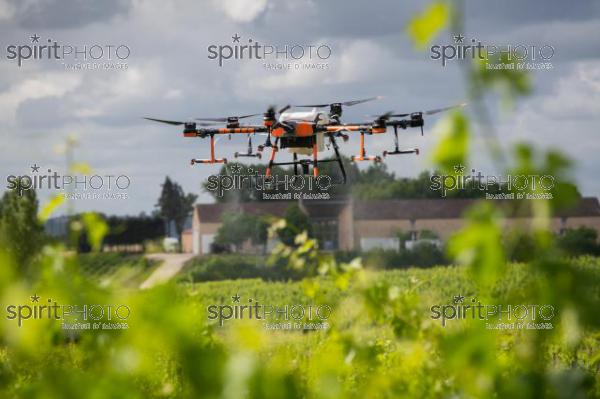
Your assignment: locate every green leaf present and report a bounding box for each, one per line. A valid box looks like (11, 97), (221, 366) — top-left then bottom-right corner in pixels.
(407, 2), (450, 50)
(81, 212), (109, 252)
(38, 194), (65, 222)
(431, 111), (470, 174)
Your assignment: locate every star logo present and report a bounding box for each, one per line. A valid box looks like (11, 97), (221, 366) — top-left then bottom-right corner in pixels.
(230, 164), (242, 174)
(453, 294), (465, 304)
(30, 34), (40, 43)
(453, 164), (465, 174)
(231, 293), (241, 303)
(232, 33), (241, 43)
(30, 293), (40, 303)
(31, 164), (40, 173)
(453, 34), (465, 44)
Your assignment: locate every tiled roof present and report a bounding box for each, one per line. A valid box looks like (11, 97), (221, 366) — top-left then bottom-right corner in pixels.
(195, 197), (600, 223)
(354, 199), (474, 220)
(353, 197), (600, 220)
(195, 201), (290, 223)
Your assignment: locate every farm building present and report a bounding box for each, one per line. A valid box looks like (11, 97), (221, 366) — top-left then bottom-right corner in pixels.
(181, 197), (600, 255)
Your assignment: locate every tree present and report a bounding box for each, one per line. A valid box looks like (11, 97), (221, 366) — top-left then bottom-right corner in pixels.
(103, 214), (164, 246)
(155, 177), (197, 238)
(278, 204), (313, 247)
(558, 227), (600, 256)
(213, 212), (269, 252)
(0, 188), (45, 270)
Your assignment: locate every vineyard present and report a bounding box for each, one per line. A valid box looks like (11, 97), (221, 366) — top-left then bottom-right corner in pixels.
(3, 241), (599, 398)
(77, 252), (157, 288)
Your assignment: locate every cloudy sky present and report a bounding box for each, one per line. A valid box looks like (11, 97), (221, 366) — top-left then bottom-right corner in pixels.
(0, 0), (599, 215)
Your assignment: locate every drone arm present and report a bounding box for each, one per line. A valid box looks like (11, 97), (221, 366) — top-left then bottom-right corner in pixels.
(195, 126), (268, 136)
(322, 124), (379, 134)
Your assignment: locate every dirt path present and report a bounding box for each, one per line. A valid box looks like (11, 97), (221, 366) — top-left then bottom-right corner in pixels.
(139, 253), (194, 289)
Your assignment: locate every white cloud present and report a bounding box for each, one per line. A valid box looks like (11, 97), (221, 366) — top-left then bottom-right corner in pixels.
(0, 73), (81, 125)
(215, 0), (268, 22)
(530, 61), (600, 120)
(0, 0), (15, 20)
(69, 65), (163, 118)
(236, 39), (395, 91)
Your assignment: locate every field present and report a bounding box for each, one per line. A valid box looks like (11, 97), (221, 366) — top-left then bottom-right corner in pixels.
(2, 241), (600, 398)
(172, 257), (600, 398)
(78, 252), (158, 288)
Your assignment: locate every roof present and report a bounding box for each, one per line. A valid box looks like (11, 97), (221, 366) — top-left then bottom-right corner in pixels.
(555, 197), (600, 217)
(195, 201), (291, 223)
(353, 197), (600, 220)
(301, 200), (348, 219)
(354, 199), (475, 220)
(194, 197), (600, 223)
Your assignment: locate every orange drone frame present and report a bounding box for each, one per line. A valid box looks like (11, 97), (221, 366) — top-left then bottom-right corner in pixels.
(145, 98), (466, 184)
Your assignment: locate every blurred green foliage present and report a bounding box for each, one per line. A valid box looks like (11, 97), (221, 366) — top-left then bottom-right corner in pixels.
(406, 2), (450, 49)
(1, 2), (599, 398)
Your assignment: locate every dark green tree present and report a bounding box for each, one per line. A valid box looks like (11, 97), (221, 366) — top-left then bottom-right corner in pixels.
(278, 204), (313, 247)
(213, 212), (269, 252)
(558, 226), (600, 256)
(155, 177), (197, 237)
(0, 188), (45, 269)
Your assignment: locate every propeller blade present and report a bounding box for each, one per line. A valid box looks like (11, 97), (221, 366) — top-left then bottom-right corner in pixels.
(278, 104), (291, 114)
(295, 96), (382, 108)
(367, 111), (395, 120)
(238, 113), (262, 119)
(195, 113), (262, 122)
(144, 117), (185, 126)
(294, 103), (330, 108)
(342, 96), (383, 106)
(195, 117), (228, 122)
(381, 102), (467, 118)
(424, 102), (467, 115)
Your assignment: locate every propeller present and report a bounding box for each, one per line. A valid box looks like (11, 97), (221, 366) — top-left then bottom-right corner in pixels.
(143, 117), (186, 126)
(259, 105), (291, 150)
(294, 96), (383, 122)
(195, 113), (261, 122)
(144, 117), (210, 135)
(272, 105), (293, 131)
(263, 105), (291, 119)
(382, 102), (468, 118)
(294, 96), (383, 108)
(367, 103), (466, 135)
(195, 113), (262, 128)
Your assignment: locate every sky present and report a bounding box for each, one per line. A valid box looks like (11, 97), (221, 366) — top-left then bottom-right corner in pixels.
(0, 0), (599, 216)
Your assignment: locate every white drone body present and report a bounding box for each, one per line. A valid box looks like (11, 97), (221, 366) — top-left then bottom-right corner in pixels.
(279, 108), (328, 154)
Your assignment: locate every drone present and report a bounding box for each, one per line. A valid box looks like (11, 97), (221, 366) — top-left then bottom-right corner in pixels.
(144, 97), (466, 183)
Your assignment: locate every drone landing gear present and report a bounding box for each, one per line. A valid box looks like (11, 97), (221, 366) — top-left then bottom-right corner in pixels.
(191, 134), (227, 165)
(234, 135), (262, 159)
(350, 132), (382, 163)
(266, 138), (347, 184)
(328, 133), (347, 184)
(382, 126), (419, 158)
